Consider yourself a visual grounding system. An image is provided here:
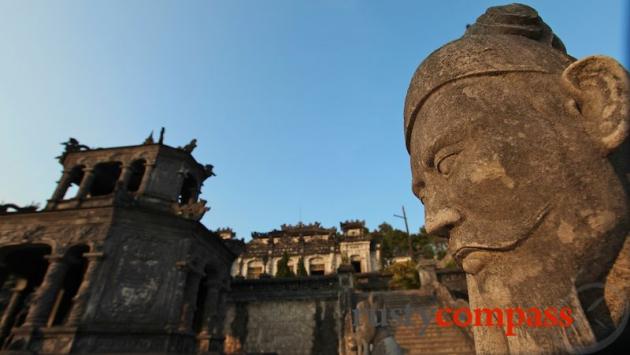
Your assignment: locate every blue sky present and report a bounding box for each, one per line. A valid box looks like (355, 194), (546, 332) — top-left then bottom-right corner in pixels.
(0, 1), (627, 241)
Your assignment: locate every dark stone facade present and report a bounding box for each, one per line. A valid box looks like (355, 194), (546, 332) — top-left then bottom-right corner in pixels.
(0, 137), (235, 354)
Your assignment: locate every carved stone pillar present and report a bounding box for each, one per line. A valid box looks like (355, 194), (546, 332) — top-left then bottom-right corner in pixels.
(66, 252), (104, 326)
(329, 251), (336, 274)
(137, 162), (155, 194)
(417, 259), (437, 292)
(209, 288), (228, 352)
(0, 261), (8, 290)
(178, 263), (204, 333)
(0, 279), (27, 344)
(50, 169), (73, 201)
(23, 255), (69, 327)
(117, 165), (133, 191)
(196, 280), (220, 352)
(190, 183), (201, 203)
(76, 168), (95, 199)
(175, 167), (188, 200)
(198, 281), (220, 334)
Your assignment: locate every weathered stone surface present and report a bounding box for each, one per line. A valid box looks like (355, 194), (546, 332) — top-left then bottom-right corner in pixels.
(0, 138), (235, 354)
(223, 276), (342, 355)
(405, 3), (630, 354)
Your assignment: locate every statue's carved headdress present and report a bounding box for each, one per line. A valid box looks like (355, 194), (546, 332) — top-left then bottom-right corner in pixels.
(404, 3), (575, 151)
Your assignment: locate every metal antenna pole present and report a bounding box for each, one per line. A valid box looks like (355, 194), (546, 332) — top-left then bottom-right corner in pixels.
(394, 206), (413, 257)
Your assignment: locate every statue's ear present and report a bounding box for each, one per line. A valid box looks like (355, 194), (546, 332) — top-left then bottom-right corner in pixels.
(562, 55), (630, 154)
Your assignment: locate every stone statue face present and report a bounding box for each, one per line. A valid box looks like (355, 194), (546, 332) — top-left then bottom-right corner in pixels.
(409, 71), (628, 275)
(405, 4), (630, 352)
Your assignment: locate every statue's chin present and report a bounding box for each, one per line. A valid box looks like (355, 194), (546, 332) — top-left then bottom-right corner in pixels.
(460, 250), (492, 274)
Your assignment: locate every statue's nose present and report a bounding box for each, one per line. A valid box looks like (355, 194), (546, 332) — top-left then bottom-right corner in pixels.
(425, 208), (462, 237)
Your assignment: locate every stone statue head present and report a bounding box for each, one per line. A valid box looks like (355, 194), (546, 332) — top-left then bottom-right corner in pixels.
(405, 3), (629, 352)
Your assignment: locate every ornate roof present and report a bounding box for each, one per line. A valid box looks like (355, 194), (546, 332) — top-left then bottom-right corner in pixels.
(340, 219), (366, 231)
(251, 221), (337, 239)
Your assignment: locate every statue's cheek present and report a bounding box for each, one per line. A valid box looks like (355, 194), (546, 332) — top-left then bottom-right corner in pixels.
(467, 159), (515, 189)
(446, 157), (522, 214)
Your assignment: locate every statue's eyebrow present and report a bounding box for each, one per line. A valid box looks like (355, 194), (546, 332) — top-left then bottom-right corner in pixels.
(424, 127), (465, 167)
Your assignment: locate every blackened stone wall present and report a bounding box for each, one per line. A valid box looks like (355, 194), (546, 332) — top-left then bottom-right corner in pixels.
(223, 276), (342, 355)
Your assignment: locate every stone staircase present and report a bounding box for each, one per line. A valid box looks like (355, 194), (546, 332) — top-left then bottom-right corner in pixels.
(374, 290), (476, 355)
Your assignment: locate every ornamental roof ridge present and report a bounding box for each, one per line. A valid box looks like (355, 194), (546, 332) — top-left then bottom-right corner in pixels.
(251, 221), (337, 238)
(340, 219), (366, 229)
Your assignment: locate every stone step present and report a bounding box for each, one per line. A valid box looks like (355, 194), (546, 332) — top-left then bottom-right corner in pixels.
(403, 351), (474, 353)
(365, 291), (475, 354)
(406, 349), (475, 355)
(396, 337), (471, 344)
(395, 334), (468, 339)
(395, 332), (467, 337)
(396, 329), (468, 335)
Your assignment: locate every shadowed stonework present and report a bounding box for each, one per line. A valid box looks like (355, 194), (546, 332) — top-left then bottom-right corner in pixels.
(0, 137), (235, 353)
(405, 3), (630, 354)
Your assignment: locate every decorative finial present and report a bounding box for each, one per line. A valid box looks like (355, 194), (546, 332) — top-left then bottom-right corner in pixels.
(143, 130), (154, 145)
(179, 139), (197, 153)
(158, 127), (165, 144)
(204, 164), (216, 178)
(56, 137), (90, 164)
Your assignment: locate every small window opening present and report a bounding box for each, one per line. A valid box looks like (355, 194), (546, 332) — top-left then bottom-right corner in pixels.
(127, 160), (146, 192)
(178, 174), (198, 205)
(89, 162), (122, 197)
(61, 166), (85, 200)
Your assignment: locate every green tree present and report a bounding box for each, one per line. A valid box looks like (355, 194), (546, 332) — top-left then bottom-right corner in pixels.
(275, 252), (294, 278)
(374, 222), (427, 265)
(373, 223), (410, 264)
(296, 257), (308, 277)
(421, 244), (435, 259)
(370, 222), (448, 265)
(387, 261), (420, 290)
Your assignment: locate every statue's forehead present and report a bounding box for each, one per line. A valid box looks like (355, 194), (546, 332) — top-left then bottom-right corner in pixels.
(414, 79), (488, 132)
(411, 76), (530, 154)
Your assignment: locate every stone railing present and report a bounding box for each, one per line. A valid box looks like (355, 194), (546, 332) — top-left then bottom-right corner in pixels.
(436, 268), (467, 295)
(229, 275), (341, 301)
(354, 272), (392, 292)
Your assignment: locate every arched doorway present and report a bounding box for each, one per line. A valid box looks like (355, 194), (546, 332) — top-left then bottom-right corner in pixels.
(0, 244), (51, 346)
(309, 257), (325, 276)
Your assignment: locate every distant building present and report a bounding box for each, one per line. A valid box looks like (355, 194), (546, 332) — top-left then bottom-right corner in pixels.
(226, 220), (382, 278)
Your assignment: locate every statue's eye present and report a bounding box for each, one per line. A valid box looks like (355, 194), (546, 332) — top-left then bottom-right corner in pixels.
(436, 152), (459, 175)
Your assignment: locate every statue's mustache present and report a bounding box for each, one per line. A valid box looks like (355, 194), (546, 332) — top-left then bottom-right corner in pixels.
(452, 202), (551, 263)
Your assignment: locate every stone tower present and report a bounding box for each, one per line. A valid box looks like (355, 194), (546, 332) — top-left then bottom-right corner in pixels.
(0, 136), (235, 354)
